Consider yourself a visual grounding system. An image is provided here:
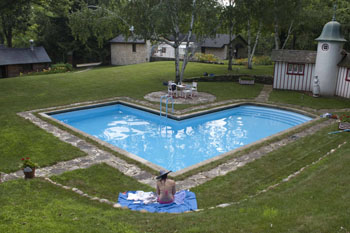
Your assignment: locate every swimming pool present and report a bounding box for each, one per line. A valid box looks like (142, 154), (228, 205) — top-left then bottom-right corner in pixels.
(50, 103), (312, 172)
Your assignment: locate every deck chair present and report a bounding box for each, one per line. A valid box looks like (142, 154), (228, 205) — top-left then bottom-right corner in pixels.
(191, 82), (198, 96)
(182, 84), (193, 98)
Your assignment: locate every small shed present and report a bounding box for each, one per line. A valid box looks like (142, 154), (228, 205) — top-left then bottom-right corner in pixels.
(0, 46), (51, 78)
(336, 53), (350, 98)
(110, 35), (151, 66)
(271, 50), (317, 91)
(199, 34), (248, 60)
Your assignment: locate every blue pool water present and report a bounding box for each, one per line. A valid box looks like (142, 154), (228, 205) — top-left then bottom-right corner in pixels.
(51, 104), (312, 172)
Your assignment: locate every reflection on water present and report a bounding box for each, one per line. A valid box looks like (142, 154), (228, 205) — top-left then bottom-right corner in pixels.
(53, 105), (311, 171)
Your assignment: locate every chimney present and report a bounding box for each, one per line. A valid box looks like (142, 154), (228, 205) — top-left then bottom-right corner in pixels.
(29, 39), (34, 51)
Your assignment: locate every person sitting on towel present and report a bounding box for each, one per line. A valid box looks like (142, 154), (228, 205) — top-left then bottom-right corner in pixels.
(156, 170), (176, 204)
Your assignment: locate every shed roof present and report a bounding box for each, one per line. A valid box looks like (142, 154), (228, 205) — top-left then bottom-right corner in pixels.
(0, 47), (51, 66)
(199, 34), (247, 48)
(109, 35), (146, 44)
(338, 53), (350, 68)
(271, 50), (317, 64)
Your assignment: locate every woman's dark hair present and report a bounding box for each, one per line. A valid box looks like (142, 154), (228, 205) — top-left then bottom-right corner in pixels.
(160, 174), (167, 181)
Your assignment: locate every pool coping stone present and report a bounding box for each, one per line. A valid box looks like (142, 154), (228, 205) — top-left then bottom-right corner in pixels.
(39, 99), (319, 177)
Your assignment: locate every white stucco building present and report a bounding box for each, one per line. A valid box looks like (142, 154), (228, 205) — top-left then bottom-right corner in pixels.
(271, 17), (350, 99)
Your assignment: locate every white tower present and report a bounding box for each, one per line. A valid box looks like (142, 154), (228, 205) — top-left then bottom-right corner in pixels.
(314, 15), (347, 96)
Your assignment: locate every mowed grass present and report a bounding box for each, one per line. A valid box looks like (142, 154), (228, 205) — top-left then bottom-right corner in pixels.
(269, 90), (350, 109)
(1, 126), (349, 232)
(0, 62), (266, 173)
(1, 61), (350, 232)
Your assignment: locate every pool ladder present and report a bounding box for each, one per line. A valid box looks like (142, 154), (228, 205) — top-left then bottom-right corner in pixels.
(160, 95), (174, 118)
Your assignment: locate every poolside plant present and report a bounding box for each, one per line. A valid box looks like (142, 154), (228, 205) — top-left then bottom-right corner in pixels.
(339, 114), (350, 123)
(20, 157), (38, 169)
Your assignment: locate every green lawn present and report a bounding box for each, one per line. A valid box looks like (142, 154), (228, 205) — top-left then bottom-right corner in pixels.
(1, 61), (350, 232)
(269, 90), (350, 109)
(0, 62), (266, 173)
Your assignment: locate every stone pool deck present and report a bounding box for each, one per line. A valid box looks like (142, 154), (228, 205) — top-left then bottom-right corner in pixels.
(0, 85), (341, 189)
(1, 85), (349, 189)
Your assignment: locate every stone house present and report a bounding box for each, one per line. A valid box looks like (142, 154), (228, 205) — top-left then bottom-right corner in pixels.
(0, 46), (51, 78)
(199, 34), (248, 60)
(110, 35), (151, 66)
(152, 34), (248, 61)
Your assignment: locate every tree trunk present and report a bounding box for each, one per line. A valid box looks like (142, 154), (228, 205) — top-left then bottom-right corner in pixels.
(227, 0), (234, 71)
(179, 0), (196, 83)
(281, 20), (294, 50)
(228, 23), (234, 71)
(247, 18), (252, 69)
(5, 29), (12, 48)
(175, 45), (180, 83)
(248, 21), (262, 70)
(1, 17), (12, 48)
(274, 20), (280, 50)
(273, 0), (280, 50)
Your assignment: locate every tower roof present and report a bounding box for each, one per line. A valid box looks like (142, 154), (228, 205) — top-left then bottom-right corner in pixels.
(315, 20), (347, 42)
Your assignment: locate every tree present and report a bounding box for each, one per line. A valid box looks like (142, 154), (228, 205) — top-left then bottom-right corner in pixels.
(0, 0), (33, 47)
(69, 0), (219, 83)
(126, 0), (220, 83)
(220, 0), (236, 70)
(235, 0), (268, 69)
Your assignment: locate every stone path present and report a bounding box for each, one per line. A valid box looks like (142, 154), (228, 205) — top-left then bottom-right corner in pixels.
(1, 85), (348, 212)
(254, 85), (273, 102)
(1, 86), (348, 189)
(1, 104), (335, 191)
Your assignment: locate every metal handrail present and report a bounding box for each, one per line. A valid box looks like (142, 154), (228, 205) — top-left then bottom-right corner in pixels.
(160, 95), (174, 117)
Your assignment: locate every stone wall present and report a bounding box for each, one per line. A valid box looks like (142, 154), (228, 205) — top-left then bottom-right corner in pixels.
(205, 47), (227, 60)
(184, 74), (273, 85)
(3, 63), (50, 78)
(111, 41), (151, 66)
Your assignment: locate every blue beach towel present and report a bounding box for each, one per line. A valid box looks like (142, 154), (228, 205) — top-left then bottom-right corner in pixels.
(117, 190), (197, 213)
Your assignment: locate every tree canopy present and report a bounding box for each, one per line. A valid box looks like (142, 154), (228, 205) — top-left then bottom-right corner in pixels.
(2, 0), (350, 67)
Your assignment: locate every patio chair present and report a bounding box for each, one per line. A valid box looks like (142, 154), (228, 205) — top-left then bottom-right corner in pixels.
(191, 82), (198, 96)
(182, 84), (193, 99)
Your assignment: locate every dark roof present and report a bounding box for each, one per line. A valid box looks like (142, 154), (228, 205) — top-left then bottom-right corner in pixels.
(199, 34), (247, 48)
(338, 52), (350, 68)
(0, 47), (51, 66)
(271, 50), (317, 64)
(109, 35), (145, 44)
(165, 34), (197, 43)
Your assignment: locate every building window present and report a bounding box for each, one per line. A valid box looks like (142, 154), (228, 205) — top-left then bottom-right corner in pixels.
(161, 47), (166, 53)
(322, 43), (329, 51)
(346, 68), (350, 82)
(287, 63), (305, 75)
(132, 44), (136, 52)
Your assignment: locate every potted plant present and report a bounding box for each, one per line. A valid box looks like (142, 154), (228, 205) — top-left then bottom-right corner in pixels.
(21, 157), (38, 179)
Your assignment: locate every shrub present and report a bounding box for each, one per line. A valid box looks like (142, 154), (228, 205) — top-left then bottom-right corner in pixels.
(339, 114), (350, 123)
(194, 53), (220, 63)
(254, 56), (273, 65)
(233, 56), (272, 66)
(51, 63), (73, 72)
(21, 63), (73, 76)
